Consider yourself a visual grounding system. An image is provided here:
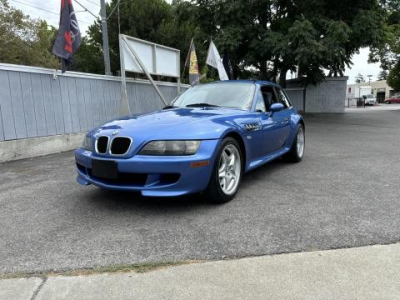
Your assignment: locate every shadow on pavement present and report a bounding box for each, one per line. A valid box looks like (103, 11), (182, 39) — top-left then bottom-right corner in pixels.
(81, 158), (289, 211)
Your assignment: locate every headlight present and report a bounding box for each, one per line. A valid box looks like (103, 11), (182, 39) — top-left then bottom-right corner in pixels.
(82, 135), (93, 151)
(139, 140), (201, 155)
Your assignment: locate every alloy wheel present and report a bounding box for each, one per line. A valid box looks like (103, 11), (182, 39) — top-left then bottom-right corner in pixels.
(218, 144), (241, 195)
(296, 127), (305, 158)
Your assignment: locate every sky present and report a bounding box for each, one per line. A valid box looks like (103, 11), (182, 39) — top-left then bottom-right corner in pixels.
(8, 0), (101, 33)
(345, 48), (382, 84)
(8, 0), (383, 83)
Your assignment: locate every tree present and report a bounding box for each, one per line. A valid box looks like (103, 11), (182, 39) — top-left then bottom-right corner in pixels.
(86, 0), (202, 80)
(194, 0), (386, 87)
(387, 61), (400, 90)
(377, 70), (388, 80)
(369, 0), (400, 77)
(0, 0), (59, 68)
(68, 37), (104, 74)
(355, 73), (366, 83)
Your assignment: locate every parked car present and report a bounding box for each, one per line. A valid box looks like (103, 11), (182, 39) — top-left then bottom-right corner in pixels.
(75, 81), (305, 203)
(364, 94), (377, 106)
(385, 93), (400, 104)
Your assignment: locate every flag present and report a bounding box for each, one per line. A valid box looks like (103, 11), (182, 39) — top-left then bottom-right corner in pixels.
(185, 39), (200, 86)
(206, 40), (229, 81)
(223, 52), (235, 80)
(52, 0), (81, 73)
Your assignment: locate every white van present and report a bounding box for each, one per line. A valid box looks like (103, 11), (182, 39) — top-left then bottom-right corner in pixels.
(364, 94), (377, 106)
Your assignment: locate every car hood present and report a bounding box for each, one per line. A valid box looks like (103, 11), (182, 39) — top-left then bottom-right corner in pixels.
(91, 107), (250, 142)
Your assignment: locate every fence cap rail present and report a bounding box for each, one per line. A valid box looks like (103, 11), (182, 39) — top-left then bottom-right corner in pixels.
(284, 88), (305, 91)
(0, 63), (189, 88)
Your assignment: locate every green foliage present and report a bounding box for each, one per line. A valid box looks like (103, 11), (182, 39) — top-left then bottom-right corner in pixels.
(0, 0), (59, 68)
(85, 0), (204, 81)
(355, 73), (366, 83)
(387, 61), (400, 90)
(377, 70), (388, 80)
(1, 0), (391, 87)
(369, 0), (400, 74)
(68, 37), (104, 74)
(194, 0), (386, 86)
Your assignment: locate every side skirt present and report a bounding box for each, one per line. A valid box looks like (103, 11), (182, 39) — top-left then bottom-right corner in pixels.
(245, 146), (291, 173)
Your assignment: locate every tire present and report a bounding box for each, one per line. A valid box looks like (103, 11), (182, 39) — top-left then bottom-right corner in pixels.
(283, 124), (305, 163)
(388, 101), (391, 104)
(205, 137), (243, 204)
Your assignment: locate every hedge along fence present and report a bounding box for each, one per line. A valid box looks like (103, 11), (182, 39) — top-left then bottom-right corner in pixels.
(0, 63), (187, 142)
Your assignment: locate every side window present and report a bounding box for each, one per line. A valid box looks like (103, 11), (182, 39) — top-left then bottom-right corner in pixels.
(276, 88), (291, 108)
(260, 86), (278, 111)
(255, 91), (266, 112)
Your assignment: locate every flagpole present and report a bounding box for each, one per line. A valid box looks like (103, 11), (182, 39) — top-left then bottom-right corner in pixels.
(181, 39), (193, 80)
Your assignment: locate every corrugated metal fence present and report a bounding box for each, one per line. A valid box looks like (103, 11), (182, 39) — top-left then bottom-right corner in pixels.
(285, 88), (305, 112)
(0, 64), (186, 142)
(0, 63), (308, 143)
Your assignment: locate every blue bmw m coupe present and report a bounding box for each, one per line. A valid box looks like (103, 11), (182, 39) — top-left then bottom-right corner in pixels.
(75, 80), (305, 203)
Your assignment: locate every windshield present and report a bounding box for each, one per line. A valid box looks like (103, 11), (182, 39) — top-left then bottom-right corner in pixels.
(366, 94), (375, 98)
(172, 82), (255, 110)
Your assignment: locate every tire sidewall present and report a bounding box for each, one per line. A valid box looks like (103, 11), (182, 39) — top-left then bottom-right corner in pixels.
(294, 124), (305, 161)
(209, 137), (243, 203)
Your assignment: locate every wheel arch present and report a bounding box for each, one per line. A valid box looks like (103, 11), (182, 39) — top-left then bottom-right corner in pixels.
(298, 118), (305, 131)
(221, 131), (247, 170)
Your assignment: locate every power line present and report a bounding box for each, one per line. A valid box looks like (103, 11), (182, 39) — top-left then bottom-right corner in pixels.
(8, 0), (95, 25)
(77, 18), (96, 25)
(107, 0), (121, 20)
(75, 0), (98, 18)
(103, 1), (170, 39)
(117, 0), (121, 34)
(81, 0), (100, 7)
(9, 0), (60, 15)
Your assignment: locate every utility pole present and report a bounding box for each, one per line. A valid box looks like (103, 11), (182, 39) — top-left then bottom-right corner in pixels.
(100, 0), (112, 75)
(367, 75), (373, 93)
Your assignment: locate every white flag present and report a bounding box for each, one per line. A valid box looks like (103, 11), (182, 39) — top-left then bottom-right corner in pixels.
(206, 41), (229, 81)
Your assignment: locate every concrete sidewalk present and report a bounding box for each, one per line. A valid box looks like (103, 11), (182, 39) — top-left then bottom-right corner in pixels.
(2, 243), (399, 300)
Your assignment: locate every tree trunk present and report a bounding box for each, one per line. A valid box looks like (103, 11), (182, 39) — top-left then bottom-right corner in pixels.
(279, 68), (288, 88)
(259, 61), (268, 80)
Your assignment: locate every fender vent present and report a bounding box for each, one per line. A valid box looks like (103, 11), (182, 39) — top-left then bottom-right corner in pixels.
(244, 123), (261, 131)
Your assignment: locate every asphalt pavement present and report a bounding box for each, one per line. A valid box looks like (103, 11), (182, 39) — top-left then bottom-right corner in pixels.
(0, 107), (399, 275)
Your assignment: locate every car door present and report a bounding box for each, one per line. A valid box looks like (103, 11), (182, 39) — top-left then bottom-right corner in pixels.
(261, 86), (292, 153)
(246, 90), (271, 158)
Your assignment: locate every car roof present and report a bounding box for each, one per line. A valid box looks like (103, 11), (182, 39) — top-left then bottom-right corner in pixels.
(205, 80), (281, 88)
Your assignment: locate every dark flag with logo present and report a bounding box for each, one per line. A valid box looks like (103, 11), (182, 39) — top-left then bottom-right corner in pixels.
(184, 39), (200, 86)
(52, 0), (81, 73)
(223, 52), (235, 80)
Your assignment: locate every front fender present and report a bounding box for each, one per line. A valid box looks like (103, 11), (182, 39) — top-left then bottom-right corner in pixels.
(285, 112), (305, 148)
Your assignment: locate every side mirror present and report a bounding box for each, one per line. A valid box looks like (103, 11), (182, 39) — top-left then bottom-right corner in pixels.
(270, 103), (285, 113)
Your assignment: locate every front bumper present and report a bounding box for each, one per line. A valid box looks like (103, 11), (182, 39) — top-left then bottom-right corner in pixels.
(74, 139), (219, 197)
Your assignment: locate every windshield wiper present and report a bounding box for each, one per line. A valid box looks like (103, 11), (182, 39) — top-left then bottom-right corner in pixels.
(163, 105), (177, 110)
(186, 103), (219, 108)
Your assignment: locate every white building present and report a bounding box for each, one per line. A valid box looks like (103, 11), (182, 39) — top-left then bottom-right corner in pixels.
(346, 80), (396, 103)
(346, 85), (372, 99)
